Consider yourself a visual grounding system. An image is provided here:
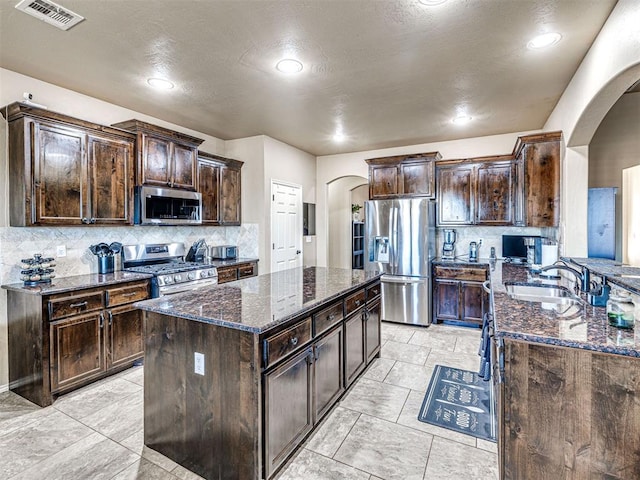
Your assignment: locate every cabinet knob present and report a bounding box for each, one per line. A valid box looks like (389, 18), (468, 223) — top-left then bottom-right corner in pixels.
(81, 217), (88, 224)
(290, 336), (298, 347)
(90, 217), (96, 224)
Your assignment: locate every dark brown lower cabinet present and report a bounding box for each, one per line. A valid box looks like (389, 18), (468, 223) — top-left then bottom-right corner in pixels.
(265, 348), (314, 477)
(7, 279), (149, 407)
(344, 309), (366, 387)
(433, 264), (488, 326)
(50, 311), (105, 392)
(500, 340), (640, 479)
(143, 278), (381, 480)
(314, 325), (345, 420)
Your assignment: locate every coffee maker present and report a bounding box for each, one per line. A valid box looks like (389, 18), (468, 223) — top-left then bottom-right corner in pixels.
(442, 229), (456, 260)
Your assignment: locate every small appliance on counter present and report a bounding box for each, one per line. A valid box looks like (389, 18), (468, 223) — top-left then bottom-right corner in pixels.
(209, 245), (238, 260)
(442, 229), (456, 260)
(186, 239), (208, 263)
(468, 239), (482, 262)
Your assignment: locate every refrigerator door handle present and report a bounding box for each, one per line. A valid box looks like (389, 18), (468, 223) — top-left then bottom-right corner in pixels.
(392, 206), (399, 272)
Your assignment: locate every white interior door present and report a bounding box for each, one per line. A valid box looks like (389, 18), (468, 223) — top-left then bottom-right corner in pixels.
(271, 181), (303, 272)
(622, 165), (640, 265)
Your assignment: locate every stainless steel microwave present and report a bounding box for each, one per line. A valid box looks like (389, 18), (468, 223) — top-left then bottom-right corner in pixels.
(134, 186), (202, 225)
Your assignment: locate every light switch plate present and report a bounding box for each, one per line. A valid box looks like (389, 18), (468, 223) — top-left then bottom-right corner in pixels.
(194, 352), (205, 375)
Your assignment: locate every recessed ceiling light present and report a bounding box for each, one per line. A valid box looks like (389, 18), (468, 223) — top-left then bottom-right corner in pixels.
(527, 32), (562, 49)
(418, 0), (447, 5)
(333, 132), (346, 142)
(276, 59), (303, 73)
(147, 78), (174, 90)
(451, 115), (472, 125)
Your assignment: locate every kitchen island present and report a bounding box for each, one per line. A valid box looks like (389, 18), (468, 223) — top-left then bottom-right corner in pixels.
(135, 266), (382, 480)
(489, 261), (640, 479)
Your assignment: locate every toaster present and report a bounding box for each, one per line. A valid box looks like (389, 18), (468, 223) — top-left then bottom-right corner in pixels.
(209, 245), (238, 260)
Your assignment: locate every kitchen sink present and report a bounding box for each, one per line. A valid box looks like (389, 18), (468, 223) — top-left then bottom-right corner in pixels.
(504, 283), (582, 305)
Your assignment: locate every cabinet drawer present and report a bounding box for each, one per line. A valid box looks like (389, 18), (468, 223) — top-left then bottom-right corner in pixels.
(265, 318), (312, 367)
(48, 291), (105, 320)
(238, 263), (256, 279)
(366, 283), (381, 302)
(434, 266), (486, 282)
(217, 267), (238, 284)
(345, 289), (366, 316)
(106, 282), (149, 307)
(314, 301), (344, 336)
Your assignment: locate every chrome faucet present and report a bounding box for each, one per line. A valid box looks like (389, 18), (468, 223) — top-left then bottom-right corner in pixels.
(538, 261), (590, 293)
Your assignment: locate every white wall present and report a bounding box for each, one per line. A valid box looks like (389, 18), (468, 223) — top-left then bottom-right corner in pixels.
(543, 0), (640, 256)
(327, 177), (367, 269)
(226, 135), (317, 273)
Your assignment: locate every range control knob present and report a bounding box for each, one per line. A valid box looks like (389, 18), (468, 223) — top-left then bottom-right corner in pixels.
(162, 275), (173, 284)
(173, 274), (182, 283)
(188, 272), (196, 281)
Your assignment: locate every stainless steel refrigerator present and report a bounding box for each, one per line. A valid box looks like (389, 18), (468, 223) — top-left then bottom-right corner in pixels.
(364, 198), (435, 326)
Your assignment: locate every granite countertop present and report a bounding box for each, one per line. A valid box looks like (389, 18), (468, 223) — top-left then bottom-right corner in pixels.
(206, 257), (259, 268)
(432, 258), (492, 267)
(135, 266), (382, 334)
(563, 257), (640, 295)
(490, 261), (639, 357)
(1, 271), (153, 295)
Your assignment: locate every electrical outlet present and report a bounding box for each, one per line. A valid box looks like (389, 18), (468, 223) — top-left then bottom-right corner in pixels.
(194, 352), (205, 376)
(56, 245), (66, 257)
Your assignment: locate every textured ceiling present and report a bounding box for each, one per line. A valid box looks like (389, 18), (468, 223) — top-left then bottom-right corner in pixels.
(0, 0), (619, 156)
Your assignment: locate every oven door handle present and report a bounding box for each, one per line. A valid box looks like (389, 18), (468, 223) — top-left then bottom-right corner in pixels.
(158, 278), (218, 296)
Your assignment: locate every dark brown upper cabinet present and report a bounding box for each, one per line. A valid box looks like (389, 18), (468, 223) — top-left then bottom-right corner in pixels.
(513, 132), (561, 227)
(2, 103), (135, 226)
(366, 152), (441, 199)
(436, 156), (514, 226)
(112, 119), (204, 191)
(197, 151), (243, 226)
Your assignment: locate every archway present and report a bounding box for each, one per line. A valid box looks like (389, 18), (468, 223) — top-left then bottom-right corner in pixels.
(327, 175), (367, 268)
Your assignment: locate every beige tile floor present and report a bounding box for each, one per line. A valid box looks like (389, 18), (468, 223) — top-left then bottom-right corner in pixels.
(0, 323), (498, 480)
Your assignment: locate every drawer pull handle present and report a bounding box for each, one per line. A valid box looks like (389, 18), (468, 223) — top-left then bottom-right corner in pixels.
(70, 301), (88, 309)
(355, 300), (361, 306)
(122, 292), (138, 297)
(108, 311), (113, 326)
(290, 337), (298, 347)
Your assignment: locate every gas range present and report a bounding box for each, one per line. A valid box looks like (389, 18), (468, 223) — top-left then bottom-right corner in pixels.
(122, 243), (218, 297)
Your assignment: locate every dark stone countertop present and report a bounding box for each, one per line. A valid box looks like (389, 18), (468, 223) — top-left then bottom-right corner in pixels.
(205, 257), (259, 268)
(1, 271), (153, 295)
(432, 258), (492, 267)
(135, 266), (383, 334)
(489, 261), (639, 357)
(563, 257), (640, 295)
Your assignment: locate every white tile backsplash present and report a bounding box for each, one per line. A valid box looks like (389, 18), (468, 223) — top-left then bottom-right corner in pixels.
(436, 226), (558, 261)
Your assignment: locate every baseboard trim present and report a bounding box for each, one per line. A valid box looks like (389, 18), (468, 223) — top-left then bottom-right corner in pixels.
(0, 383), (8, 393)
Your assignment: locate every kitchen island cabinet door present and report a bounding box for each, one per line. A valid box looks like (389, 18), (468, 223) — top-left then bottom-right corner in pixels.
(365, 298), (381, 362)
(313, 324), (344, 421)
(106, 305), (143, 370)
(344, 310), (366, 387)
(50, 311), (106, 392)
(33, 122), (86, 225)
(88, 134), (135, 224)
(264, 348), (313, 478)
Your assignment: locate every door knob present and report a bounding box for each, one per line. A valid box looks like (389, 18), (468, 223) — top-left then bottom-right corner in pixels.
(296, 250), (301, 255)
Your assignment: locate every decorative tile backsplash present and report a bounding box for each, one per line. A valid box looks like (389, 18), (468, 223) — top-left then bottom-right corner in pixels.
(0, 224), (259, 285)
(435, 226), (559, 260)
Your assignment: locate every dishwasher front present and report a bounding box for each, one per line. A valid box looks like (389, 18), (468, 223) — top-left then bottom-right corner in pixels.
(380, 274), (431, 326)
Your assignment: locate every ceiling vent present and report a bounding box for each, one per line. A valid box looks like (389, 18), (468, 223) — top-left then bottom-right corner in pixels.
(15, 0), (84, 31)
